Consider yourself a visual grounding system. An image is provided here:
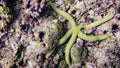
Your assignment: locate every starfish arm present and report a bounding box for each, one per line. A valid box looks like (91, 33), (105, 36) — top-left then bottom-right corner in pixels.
(78, 31), (110, 41)
(48, 1), (76, 27)
(45, 47), (56, 58)
(65, 31), (77, 66)
(84, 14), (114, 29)
(59, 29), (73, 45)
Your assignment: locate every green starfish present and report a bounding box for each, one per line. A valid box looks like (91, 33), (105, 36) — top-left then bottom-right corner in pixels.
(46, 1), (114, 66)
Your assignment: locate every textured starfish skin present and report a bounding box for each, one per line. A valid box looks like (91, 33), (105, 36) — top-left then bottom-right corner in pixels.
(46, 1), (114, 66)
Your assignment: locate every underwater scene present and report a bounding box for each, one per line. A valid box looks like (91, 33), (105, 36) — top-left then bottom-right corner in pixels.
(0, 0), (120, 68)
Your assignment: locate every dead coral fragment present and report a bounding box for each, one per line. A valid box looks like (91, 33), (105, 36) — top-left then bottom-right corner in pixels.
(71, 44), (87, 63)
(52, 19), (61, 32)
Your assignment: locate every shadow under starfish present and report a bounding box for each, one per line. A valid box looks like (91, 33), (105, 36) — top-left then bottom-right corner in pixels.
(46, 1), (114, 66)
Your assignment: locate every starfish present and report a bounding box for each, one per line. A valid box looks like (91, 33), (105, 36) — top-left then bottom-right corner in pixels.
(46, 1), (114, 66)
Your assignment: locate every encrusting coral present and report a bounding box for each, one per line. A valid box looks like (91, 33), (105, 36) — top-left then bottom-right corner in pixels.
(46, 0), (114, 66)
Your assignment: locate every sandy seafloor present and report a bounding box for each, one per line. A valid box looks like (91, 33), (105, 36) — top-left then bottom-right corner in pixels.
(0, 0), (120, 68)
